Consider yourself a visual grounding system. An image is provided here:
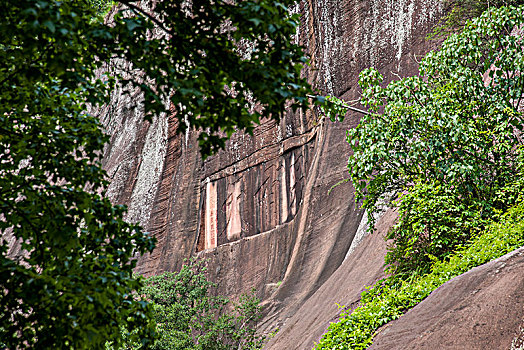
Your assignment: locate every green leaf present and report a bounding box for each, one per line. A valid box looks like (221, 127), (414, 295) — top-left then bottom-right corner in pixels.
(43, 20), (56, 33)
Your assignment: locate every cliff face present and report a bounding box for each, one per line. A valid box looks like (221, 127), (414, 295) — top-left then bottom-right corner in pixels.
(102, 0), (441, 274)
(99, 0), (444, 348)
(1, 1), (522, 349)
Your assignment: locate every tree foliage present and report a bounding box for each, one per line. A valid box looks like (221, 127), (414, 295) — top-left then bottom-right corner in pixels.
(105, 0), (313, 157)
(0, 1), (156, 348)
(119, 260), (266, 350)
(348, 5), (524, 272)
(383, 180), (487, 274)
(0, 0), (313, 348)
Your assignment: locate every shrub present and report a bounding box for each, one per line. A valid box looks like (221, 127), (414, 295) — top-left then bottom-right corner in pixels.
(119, 260), (266, 350)
(315, 201), (524, 350)
(385, 180), (486, 275)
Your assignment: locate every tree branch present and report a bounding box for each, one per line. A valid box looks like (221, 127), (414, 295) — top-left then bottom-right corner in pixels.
(307, 94), (370, 115)
(116, 0), (173, 36)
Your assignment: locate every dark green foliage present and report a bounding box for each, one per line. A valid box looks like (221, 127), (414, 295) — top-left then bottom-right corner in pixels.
(111, 0), (313, 158)
(121, 260), (266, 350)
(1, 0), (311, 348)
(0, 1), (157, 348)
(384, 181), (486, 275)
(348, 5), (524, 271)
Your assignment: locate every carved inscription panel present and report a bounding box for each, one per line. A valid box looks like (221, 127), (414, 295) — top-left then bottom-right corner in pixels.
(197, 144), (314, 251)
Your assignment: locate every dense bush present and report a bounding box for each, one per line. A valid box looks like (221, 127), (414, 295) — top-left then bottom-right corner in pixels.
(386, 147), (524, 275)
(117, 260), (266, 350)
(384, 181), (486, 275)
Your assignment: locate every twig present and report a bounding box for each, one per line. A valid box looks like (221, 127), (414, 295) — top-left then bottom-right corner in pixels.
(306, 94), (370, 115)
(116, 0), (173, 35)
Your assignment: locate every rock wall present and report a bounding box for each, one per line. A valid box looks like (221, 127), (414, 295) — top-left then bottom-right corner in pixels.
(99, 0), (445, 348)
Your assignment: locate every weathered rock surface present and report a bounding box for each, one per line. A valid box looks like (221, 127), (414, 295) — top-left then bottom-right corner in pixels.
(3, 1), (524, 348)
(95, 1), (523, 349)
(370, 247), (524, 350)
(95, 0), (524, 347)
(97, 0), (446, 347)
(264, 209), (397, 350)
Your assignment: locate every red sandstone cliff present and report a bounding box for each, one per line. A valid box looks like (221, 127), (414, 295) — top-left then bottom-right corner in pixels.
(98, 1), (524, 349)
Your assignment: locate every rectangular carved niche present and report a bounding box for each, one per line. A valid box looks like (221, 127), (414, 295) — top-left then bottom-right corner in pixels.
(196, 145), (313, 252)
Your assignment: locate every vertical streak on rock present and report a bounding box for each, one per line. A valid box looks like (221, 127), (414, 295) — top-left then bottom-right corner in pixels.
(281, 157), (289, 223)
(366, 0), (441, 70)
(100, 93), (151, 208)
(275, 118), (326, 302)
(226, 180), (242, 241)
(289, 152), (297, 218)
(126, 113), (168, 227)
(134, 110), (185, 276)
(205, 179), (218, 249)
(272, 162), (281, 229)
(318, 0), (341, 94)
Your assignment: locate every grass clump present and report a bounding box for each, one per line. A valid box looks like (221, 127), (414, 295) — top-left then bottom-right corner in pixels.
(314, 202), (524, 350)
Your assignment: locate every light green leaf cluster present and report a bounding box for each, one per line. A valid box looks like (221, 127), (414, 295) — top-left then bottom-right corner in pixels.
(319, 95), (349, 122)
(384, 180), (488, 275)
(428, 0), (524, 40)
(350, 5), (524, 231)
(315, 201), (524, 350)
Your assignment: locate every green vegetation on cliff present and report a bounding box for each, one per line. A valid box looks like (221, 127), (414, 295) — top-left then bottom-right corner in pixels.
(316, 5), (524, 349)
(315, 201), (524, 350)
(113, 260), (266, 350)
(351, 4), (524, 273)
